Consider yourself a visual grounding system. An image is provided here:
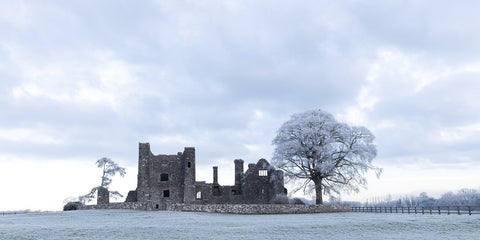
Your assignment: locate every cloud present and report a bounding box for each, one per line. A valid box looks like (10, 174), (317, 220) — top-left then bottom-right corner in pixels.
(340, 48), (480, 168)
(1, 0), (480, 210)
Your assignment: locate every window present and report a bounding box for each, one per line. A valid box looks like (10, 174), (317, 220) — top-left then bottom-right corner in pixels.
(187, 162), (191, 168)
(213, 186), (221, 196)
(160, 173), (169, 181)
(196, 191), (202, 199)
(163, 190), (170, 198)
(258, 169), (268, 176)
(231, 190), (237, 195)
(155, 204), (159, 209)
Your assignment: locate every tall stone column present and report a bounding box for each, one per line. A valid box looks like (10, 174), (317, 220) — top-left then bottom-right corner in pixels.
(97, 187), (109, 205)
(213, 166), (218, 185)
(234, 159), (244, 194)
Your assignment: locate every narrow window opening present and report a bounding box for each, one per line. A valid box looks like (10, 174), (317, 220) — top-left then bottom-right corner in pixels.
(187, 162), (191, 168)
(231, 190), (237, 195)
(160, 173), (169, 181)
(155, 204), (159, 209)
(258, 169), (268, 176)
(163, 190), (170, 198)
(196, 191), (202, 199)
(213, 186), (221, 196)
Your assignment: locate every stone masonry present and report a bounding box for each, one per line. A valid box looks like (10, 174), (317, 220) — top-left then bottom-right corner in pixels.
(170, 203), (350, 214)
(72, 143), (352, 214)
(97, 187), (109, 205)
(124, 143), (288, 210)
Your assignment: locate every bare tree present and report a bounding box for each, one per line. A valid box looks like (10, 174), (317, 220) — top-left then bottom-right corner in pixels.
(81, 157), (126, 203)
(272, 109), (382, 204)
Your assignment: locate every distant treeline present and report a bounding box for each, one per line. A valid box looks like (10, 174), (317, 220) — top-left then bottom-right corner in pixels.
(330, 188), (480, 207)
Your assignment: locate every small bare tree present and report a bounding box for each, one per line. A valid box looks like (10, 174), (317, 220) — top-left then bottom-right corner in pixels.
(81, 157), (126, 203)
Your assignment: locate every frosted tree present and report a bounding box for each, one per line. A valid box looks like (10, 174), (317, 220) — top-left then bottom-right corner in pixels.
(272, 109), (382, 204)
(81, 157), (126, 203)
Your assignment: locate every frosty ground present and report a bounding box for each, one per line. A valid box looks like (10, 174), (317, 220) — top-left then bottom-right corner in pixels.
(1, 210), (479, 240)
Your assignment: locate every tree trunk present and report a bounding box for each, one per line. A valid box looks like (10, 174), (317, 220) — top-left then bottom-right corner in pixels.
(313, 177), (323, 204)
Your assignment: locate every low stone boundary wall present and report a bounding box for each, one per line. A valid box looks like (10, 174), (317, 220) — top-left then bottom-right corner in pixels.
(169, 204), (350, 214)
(78, 202), (149, 211)
(76, 202), (350, 214)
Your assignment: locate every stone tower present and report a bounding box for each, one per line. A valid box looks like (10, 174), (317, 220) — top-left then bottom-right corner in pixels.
(234, 159), (244, 194)
(134, 143), (196, 209)
(182, 147), (196, 204)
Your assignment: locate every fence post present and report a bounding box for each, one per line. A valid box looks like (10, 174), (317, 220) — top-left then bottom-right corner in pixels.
(457, 206), (460, 215)
(429, 207), (432, 215)
(396, 207), (398, 213)
(402, 207), (404, 214)
(438, 206), (441, 215)
(415, 207), (417, 214)
(408, 207), (410, 214)
(422, 207), (424, 214)
(468, 206), (471, 216)
(384, 207), (387, 213)
(447, 206), (450, 215)
(390, 207), (392, 213)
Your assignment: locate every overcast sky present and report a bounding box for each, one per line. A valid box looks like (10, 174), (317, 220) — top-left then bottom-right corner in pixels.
(1, 0), (480, 211)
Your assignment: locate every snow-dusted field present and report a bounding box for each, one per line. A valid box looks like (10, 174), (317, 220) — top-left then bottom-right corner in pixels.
(1, 210), (479, 239)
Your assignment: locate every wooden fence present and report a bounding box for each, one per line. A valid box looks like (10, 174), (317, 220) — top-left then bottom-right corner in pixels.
(350, 206), (480, 215)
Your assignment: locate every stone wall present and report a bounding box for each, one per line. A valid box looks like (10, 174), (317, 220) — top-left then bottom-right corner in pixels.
(77, 202), (349, 214)
(78, 202), (150, 211)
(97, 187), (109, 205)
(135, 143), (195, 207)
(169, 204), (350, 214)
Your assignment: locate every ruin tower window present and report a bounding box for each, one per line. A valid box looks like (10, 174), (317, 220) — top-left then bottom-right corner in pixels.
(213, 186), (221, 196)
(187, 162), (191, 168)
(258, 169), (268, 176)
(196, 191), (202, 199)
(163, 190), (170, 198)
(160, 173), (169, 181)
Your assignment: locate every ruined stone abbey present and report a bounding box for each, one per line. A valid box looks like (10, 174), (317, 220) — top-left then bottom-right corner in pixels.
(123, 143), (288, 210)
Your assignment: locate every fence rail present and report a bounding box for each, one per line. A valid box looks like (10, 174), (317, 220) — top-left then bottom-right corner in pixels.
(350, 206), (480, 215)
(1, 210), (44, 216)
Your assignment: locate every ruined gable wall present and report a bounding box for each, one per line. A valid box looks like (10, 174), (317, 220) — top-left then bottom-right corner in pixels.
(242, 159), (274, 204)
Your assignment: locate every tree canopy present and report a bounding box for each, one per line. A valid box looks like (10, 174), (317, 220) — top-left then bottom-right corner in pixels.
(272, 109), (381, 204)
(96, 157), (126, 188)
(81, 157), (126, 203)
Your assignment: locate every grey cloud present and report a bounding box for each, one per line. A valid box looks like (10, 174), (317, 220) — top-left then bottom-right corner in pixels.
(352, 1), (480, 62)
(1, 0), (480, 174)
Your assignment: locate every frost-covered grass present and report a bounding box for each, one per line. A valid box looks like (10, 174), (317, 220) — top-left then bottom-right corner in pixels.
(1, 210), (479, 240)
